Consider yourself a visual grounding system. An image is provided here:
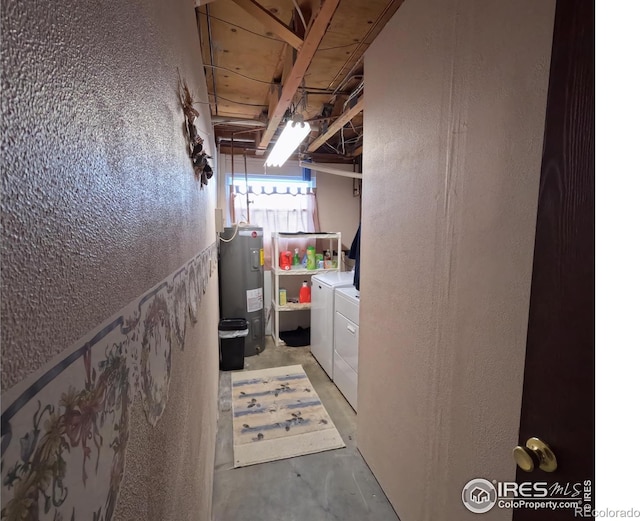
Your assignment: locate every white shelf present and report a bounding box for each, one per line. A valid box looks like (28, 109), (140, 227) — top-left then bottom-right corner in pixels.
(271, 231), (341, 344)
(271, 299), (312, 312)
(272, 267), (339, 276)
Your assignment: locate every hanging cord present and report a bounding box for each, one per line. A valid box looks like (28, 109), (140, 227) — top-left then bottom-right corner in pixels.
(218, 220), (248, 243)
(244, 154), (250, 224)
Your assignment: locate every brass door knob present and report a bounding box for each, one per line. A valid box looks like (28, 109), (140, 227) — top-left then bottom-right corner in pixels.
(513, 437), (557, 472)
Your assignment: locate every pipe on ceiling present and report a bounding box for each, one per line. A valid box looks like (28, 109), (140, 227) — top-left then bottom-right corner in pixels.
(299, 161), (363, 179)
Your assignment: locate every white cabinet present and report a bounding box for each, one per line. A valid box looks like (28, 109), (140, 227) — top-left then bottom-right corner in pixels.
(270, 232), (341, 344)
(333, 286), (360, 411)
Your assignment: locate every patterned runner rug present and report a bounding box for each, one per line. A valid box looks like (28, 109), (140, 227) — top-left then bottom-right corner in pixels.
(231, 364), (345, 467)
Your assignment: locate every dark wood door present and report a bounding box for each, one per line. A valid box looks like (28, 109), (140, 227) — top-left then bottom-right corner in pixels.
(514, 0), (594, 519)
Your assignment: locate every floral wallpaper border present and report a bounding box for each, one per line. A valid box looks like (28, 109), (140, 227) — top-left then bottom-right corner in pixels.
(1, 243), (216, 521)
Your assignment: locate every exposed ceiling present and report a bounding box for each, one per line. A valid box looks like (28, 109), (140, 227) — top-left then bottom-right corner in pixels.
(194, 0), (403, 164)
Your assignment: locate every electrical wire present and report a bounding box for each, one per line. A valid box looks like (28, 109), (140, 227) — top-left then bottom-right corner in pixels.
(219, 220), (247, 242)
(317, 42), (359, 51)
(324, 142), (342, 154)
(330, 56), (364, 94)
(199, 66), (348, 94)
(196, 10), (284, 43)
(291, 0), (307, 32)
(349, 120), (363, 137)
(203, 63), (276, 85)
(216, 94), (268, 108)
(343, 80), (364, 110)
(219, 219), (253, 243)
(304, 89), (349, 96)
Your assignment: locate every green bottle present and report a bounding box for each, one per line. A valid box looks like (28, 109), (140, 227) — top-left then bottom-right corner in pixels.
(293, 248), (300, 266)
(306, 246), (316, 269)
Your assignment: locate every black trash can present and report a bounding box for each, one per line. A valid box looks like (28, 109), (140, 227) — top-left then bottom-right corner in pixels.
(219, 318), (249, 371)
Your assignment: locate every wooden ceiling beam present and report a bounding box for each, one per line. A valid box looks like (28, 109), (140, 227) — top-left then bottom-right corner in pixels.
(230, 0), (303, 51)
(307, 97), (363, 152)
(256, 0), (341, 155)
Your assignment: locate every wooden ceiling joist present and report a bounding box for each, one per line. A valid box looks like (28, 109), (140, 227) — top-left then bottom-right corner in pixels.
(307, 97), (364, 152)
(256, 0), (341, 156)
(230, 0), (303, 51)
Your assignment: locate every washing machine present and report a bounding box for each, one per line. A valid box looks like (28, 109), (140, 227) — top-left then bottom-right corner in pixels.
(310, 271), (354, 379)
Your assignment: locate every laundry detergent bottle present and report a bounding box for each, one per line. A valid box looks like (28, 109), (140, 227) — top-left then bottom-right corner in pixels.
(306, 246), (316, 270)
(299, 281), (311, 303)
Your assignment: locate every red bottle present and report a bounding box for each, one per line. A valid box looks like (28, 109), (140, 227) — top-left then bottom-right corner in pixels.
(279, 251), (292, 270)
(299, 281), (311, 303)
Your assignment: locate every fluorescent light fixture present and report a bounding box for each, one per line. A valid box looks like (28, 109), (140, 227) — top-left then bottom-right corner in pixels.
(265, 114), (311, 167)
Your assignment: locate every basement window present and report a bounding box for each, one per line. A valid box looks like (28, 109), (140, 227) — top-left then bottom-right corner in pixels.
(225, 174), (319, 268)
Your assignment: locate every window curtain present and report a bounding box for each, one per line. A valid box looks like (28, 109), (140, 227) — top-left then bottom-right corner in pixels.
(232, 189), (319, 269)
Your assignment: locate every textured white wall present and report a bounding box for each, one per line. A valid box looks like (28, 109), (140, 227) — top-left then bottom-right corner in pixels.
(1, 0), (219, 519)
(357, 0), (556, 520)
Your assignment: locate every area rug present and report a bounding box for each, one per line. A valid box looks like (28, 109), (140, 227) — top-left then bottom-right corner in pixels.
(231, 364), (345, 467)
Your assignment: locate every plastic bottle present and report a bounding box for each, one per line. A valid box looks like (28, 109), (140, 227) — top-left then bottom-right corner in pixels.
(306, 246), (316, 270)
(293, 248), (300, 266)
(299, 281), (311, 303)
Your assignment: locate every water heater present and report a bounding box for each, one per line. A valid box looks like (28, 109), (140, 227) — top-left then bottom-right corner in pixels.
(219, 225), (265, 356)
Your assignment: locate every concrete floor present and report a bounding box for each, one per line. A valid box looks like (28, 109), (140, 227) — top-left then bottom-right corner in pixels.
(212, 338), (400, 521)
